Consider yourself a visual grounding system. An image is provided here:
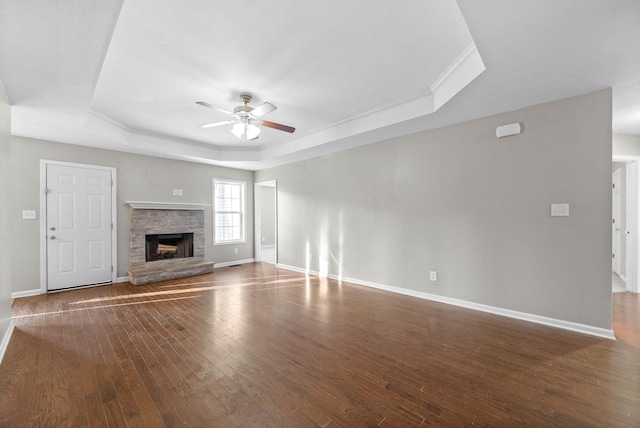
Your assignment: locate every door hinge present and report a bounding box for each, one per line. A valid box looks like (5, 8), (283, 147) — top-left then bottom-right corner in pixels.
(613, 183), (615, 189)
(111, 222), (114, 229)
(613, 253), (615, 259)
(111, 266), (114, 272)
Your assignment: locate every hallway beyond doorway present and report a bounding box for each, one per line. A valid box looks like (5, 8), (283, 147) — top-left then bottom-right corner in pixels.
(613, 272), (626, 293)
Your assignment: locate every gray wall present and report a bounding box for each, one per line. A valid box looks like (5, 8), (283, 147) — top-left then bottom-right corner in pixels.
(612, 161), (626, 277)
(256, 90), (612, 329)
(10, 137), (254, 293)
(0, 83), (12, 349)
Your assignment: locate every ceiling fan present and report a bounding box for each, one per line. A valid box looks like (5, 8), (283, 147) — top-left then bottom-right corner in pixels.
(196, 94), (295, 140)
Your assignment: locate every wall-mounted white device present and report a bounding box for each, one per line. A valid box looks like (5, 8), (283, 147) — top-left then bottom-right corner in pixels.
(551, 203), (569, 217)
(22, 210), (37, 220)
(496, 122), (522, 138)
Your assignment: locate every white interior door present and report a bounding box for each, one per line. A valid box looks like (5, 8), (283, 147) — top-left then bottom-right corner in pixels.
(613, 169), (621, 275)
(46, 164), (113, 291)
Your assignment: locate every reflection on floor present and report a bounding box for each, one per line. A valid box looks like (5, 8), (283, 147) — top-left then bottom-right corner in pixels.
(612, 272), (626, 293)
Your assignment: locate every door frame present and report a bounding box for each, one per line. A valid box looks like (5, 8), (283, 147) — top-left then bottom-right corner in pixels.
(39, 160), (117, 293)
(254, 180), (277, 264)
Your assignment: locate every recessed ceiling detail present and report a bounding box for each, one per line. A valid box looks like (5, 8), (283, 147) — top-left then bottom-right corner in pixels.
(2, 0), (640, 170)
(1, 0), (484, 168)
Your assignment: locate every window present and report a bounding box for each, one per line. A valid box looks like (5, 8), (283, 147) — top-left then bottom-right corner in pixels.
(213, 179), (246, 244)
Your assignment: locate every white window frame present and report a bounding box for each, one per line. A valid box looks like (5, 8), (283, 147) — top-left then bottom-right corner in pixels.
(213, 178), (246, 245)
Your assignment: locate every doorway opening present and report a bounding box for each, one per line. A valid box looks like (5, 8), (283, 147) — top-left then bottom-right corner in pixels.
(611, 157), (640, 295)
(255, 180), (277, 265)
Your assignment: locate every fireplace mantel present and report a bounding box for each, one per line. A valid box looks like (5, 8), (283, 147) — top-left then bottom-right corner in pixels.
(126, 201), (209, 210)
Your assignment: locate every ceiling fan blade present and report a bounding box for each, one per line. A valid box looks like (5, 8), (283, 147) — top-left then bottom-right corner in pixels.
(250, 102), (277, 118)
(199, 120), (235, 128)
(261, 120), (295, 133)
(196, 101), (234, 115)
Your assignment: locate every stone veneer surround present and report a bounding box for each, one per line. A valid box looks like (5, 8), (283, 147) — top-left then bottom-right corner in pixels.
(127, 202), (214, 284)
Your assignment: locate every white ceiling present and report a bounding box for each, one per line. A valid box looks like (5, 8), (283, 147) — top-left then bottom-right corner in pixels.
(1, 0), (639, 170)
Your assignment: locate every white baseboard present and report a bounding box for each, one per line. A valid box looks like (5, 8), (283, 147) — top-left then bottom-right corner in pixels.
(0, 320), (15, 365)
(276, 264), (616, 340)
(277, 263), (307, 274)
(11, 289), (42, 299)
(116, 276), (130, 283)
(215, 258), (256, 268)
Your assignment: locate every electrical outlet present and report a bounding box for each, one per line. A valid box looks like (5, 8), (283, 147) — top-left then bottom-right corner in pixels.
(234, 248), (238, 254)
(172, 189), (178, 196)
(430, 271), (437, 281)
(177, 189), (183, 196)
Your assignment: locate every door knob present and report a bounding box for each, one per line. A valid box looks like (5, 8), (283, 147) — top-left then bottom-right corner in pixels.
(49, 235), (56, 240)
(49, 226), (56, 231)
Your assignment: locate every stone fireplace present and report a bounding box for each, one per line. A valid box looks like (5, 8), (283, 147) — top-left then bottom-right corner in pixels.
(127, 201), (215, 285)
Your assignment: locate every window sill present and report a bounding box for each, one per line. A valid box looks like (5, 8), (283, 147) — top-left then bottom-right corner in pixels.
(214, 240), (247, 246)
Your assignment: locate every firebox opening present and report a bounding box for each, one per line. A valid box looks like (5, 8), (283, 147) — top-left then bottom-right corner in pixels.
(145, 233), (194, 262)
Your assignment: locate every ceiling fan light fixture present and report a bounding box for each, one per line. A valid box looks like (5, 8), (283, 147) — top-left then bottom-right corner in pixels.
(246, 123), (260, 140)
(197, 94), (294, 140)
(231, 122), (245, 139)
(231, 121), (261, 140)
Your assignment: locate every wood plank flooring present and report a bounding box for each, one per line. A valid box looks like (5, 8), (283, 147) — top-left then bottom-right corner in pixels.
(1, 262), (639, 427)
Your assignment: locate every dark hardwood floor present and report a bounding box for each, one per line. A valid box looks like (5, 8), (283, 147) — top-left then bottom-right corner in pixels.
(0, 263), (638, 427)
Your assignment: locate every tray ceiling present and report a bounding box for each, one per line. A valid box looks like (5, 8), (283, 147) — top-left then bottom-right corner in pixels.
(1, 0), (639, 170)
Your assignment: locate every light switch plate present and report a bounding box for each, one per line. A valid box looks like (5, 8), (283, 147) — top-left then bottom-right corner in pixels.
(551, 203), (569, 217)
(22, 210), (37, 220)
